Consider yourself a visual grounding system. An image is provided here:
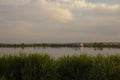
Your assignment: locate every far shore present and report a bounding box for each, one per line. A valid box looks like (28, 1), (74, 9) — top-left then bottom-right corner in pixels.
(0, 42), (120, 48)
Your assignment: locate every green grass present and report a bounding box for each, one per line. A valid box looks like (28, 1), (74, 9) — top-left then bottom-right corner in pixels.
(0, 53), (120, 80)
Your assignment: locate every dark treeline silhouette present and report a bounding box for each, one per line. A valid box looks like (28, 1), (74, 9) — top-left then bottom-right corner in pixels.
(84, 42), (120, 48)
(0, 42), (120, 48)
(0, 43), (73, 48)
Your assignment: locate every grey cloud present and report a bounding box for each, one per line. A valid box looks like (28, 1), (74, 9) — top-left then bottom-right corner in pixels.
(0, 0), (120, 43)
(86, 0), (120, 4)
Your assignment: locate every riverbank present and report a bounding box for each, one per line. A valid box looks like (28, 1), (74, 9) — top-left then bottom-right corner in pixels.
(0, 53), (120, 80)
(0, 42), (120, 48)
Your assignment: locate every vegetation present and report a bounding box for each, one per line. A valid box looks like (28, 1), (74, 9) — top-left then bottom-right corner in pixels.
(84, 42), (120, 48)
(0, 53), (120, 80)
(0, 43), (73, 48)
(1, 42), (120, 48)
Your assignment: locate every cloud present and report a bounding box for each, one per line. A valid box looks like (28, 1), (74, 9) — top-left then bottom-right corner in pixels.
(34, 0), (120, 22)
(0, 21), (34, 35)
(0, 0), (120, 42)
(0, 0), (30, 5)
(51, 8), (73, 22)
(0, 0), (119, 23)
(86, 0), (120, 4)
(49, 0), (120, 10)
(35, 0), (74, 23)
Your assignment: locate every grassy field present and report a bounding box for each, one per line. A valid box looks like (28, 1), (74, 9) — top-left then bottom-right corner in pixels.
(0, 53), (120, 80)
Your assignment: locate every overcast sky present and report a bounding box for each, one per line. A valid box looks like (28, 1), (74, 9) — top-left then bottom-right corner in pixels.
(0, 0), (120, 43)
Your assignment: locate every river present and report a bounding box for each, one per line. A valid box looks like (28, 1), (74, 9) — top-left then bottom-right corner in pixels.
(0, 47), (120, 58)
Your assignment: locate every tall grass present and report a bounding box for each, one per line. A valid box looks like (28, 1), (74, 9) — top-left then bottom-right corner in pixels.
(0, 54), (55, 80)
(0, 53), (120, 80)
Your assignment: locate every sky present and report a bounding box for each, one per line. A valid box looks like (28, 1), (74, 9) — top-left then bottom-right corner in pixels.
(0, 0), (120, 43)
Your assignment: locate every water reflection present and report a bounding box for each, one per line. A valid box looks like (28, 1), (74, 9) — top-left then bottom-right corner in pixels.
(0, 47), (120, 58)
(94, 47), (103, 51)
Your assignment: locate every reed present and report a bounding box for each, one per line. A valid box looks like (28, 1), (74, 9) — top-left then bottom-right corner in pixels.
(0, 53), (120, 80)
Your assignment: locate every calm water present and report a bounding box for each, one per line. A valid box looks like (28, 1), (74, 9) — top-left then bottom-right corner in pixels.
(0, 47), (120, 58)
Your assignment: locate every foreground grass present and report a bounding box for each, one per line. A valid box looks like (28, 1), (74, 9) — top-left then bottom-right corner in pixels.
(0, 54), (120, 80)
